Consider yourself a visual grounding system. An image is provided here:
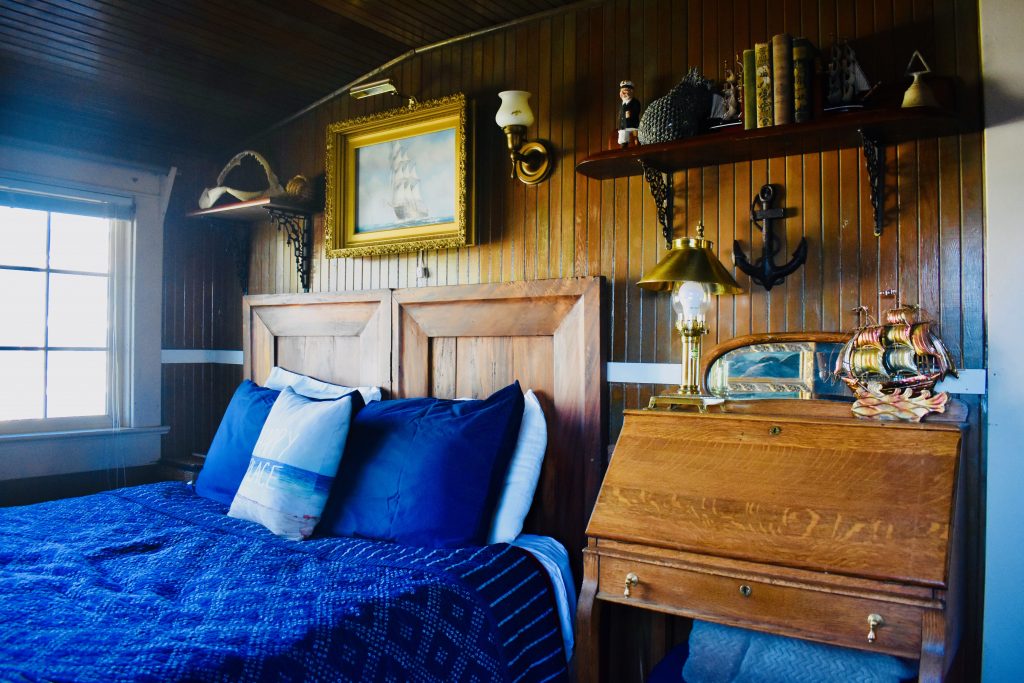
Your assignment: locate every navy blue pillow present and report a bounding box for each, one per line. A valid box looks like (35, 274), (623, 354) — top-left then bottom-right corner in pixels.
(195, 380), (280, 506)
(319, 381), (525, 548)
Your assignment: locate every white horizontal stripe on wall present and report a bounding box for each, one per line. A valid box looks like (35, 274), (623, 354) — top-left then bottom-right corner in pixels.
(161, 349), (243, 365)
(607, 362), (987, 395)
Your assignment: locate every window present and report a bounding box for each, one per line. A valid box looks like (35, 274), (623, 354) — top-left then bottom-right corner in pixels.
(0, 191), (131, 431)
(0, 144), (169, 477)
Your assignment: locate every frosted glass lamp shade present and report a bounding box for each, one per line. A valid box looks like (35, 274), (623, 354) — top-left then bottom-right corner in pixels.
(496, 91), (535, 128)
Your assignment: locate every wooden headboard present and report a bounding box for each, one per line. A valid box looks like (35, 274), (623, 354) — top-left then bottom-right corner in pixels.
(242, 277), (605, 583)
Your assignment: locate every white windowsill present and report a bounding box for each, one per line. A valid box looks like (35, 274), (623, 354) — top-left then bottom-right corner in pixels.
(0, 425), (169, 444)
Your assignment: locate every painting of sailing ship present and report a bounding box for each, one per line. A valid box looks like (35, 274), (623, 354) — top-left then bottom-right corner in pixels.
(325, 93), (471, 258)
(355, 129), (456, 233)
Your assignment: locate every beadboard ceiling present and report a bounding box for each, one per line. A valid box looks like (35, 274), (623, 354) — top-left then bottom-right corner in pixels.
(0, 0), (582, 164)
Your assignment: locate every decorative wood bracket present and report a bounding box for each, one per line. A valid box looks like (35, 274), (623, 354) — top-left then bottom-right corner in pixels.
(639, 161), (674, 248)
(859, 129), (885, 237)
(733, 184), (807, 291)
(265, 206), (313, 292)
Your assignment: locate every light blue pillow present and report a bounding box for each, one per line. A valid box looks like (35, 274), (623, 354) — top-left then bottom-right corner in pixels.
(228, 387), (361, 540)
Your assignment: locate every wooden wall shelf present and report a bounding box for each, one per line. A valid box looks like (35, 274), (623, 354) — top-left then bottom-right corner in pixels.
(575, 107), (959, 180)
(576, 106), (959, 240)
(187, 197), (313, 293)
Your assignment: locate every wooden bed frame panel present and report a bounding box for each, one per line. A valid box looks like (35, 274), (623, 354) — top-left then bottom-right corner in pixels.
(241, 278), (605, 584)
(242, 290), (392, 393)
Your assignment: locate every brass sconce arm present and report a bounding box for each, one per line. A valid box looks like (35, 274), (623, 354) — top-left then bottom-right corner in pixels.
(501, 125), (553, 185)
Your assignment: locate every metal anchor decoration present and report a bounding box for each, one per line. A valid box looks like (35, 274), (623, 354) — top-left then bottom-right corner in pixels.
(733, 184), (807, 291)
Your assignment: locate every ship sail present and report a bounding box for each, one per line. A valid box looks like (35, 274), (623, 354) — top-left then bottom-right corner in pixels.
(389, 141), (428, 222)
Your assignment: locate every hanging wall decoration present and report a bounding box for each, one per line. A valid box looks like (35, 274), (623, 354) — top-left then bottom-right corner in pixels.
(325, 94), (472, 258)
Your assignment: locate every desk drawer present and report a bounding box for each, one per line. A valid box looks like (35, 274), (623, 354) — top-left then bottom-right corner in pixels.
(598, 555), (923, 658)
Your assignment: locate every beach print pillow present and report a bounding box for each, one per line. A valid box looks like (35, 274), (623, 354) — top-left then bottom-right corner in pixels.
(228, 387), (362, 540)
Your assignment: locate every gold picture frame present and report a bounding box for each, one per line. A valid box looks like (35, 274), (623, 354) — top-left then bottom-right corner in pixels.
(325, 93), (473, 258)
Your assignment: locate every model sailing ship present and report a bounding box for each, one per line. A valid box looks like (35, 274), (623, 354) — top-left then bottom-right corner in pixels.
(390, 141), (428, 222)
(835, 301), (958, 421)
(826, 40), (871, 108)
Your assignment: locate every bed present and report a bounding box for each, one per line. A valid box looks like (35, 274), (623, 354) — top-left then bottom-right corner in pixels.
(0, 277), (605, 683)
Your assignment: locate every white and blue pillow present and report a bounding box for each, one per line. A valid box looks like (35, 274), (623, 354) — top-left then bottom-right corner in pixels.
(228, 387), (361, 540)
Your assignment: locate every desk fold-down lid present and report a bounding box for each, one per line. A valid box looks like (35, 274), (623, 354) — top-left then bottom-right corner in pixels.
(586, 409), (962, 587)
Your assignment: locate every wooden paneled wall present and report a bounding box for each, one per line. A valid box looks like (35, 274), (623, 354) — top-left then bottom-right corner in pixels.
(246, 0), (982, 421)
(162, 159), (244, 460)
(162, 0), (984, 679)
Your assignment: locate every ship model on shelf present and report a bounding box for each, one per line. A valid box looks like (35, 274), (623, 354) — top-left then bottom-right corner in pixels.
(834, 296), (958, 421)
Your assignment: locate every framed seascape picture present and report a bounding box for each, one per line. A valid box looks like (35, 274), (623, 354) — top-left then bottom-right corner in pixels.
(325, 94), (473, 258)
(706, 338), (852, 400)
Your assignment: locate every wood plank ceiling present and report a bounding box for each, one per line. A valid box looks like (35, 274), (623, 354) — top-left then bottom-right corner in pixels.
(0, 0), (582, 164)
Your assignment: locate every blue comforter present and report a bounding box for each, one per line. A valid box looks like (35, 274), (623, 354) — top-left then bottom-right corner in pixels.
(0, 482), (567, 682)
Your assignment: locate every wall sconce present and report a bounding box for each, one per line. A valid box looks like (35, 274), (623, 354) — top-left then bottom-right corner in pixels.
(350, 78), (418, 108)
(637, 223), (743, 411)
(495, 90), (553, 185)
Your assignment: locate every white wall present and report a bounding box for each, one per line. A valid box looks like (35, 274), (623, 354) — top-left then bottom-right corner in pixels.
(981, 1), (1024, 679)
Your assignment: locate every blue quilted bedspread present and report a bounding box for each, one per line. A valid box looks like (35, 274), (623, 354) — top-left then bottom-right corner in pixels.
(0, 482), (568, 683)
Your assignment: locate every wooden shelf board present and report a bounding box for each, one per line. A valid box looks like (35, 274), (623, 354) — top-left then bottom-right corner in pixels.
(186, 196), (311, 221)
(575, 107), (959, 179)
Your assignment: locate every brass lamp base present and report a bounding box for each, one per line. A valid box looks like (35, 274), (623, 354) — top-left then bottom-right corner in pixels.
(647, 392), (724, 413)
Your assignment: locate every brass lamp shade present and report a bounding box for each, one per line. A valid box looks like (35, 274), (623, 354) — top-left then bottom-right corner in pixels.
(638, 227), (742, 411)
(637, 235), (742, 293)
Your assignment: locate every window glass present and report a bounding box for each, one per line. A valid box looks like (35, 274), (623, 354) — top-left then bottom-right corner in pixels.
(48, 273), (109, 348)
(49, 213), (110, 273)
(47, 350), (107, 418)
(0, 351), (44, 421)
(0, 206), (47, 268)
(0, 270), (46, 346)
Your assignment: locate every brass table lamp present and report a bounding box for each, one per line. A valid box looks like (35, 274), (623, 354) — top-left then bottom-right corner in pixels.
(638, 223), (742, 410)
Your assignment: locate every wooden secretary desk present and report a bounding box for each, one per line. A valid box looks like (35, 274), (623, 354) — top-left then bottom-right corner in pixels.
(577, 403), (965, 683)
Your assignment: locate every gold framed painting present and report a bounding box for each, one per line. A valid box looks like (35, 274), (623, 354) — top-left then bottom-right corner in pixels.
(325, 93), (473, 258)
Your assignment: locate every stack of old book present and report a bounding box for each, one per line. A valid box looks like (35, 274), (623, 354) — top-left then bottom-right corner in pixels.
(742, 35), (815, 130)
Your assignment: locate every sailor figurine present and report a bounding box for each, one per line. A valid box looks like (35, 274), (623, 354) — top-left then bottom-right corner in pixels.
(618, 80), (641, 147)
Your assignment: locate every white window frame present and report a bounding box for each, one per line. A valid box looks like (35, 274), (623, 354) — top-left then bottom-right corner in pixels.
(0, 141), (173, 479)
(0, 194), (127, 433)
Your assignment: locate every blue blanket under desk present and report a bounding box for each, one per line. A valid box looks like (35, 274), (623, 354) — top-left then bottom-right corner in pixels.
(0, 482), (568, 683)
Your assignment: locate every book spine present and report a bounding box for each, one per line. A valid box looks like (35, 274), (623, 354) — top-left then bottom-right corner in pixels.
(772, 33), (793, 125)
(792, 37), (814, 123)
(755, 42), (773, 128)
(742, 49), (756, 130)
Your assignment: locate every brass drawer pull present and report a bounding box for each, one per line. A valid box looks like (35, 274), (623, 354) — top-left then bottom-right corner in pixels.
(739, 584), (752, 597)
(769, 426), (782, 436)
(623, 572), (639, 598)
(867, 613), (884, 642)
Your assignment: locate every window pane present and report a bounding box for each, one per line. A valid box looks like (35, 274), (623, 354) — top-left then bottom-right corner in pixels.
(0, 206), (48, 268)
(47, 350), (107, 417)
(48, 273), (109, 348)
(49, 213), (111, 273)
(0, 269), (46, 346)
(0, 351), (44, 420)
